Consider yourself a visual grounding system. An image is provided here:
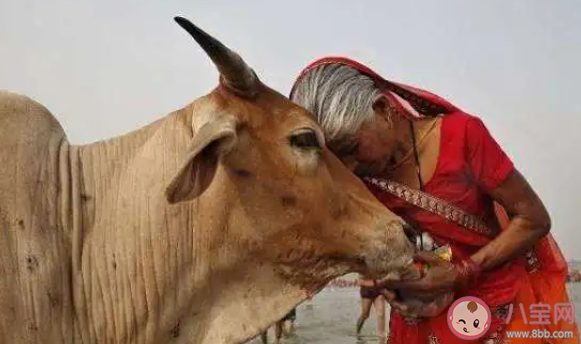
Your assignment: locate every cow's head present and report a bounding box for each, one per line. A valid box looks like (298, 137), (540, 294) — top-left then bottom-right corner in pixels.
(154, 19), (418, 343)
(165, 16), (415, 286)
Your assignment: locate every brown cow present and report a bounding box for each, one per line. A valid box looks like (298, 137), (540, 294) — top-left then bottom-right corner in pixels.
(0, 16), (414, 344)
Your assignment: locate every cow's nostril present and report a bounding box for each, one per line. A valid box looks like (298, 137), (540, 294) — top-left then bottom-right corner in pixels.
(402, 223), (419, 243)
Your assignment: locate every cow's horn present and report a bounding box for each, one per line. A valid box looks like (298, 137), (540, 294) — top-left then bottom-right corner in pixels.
(174, 16), (259, 98)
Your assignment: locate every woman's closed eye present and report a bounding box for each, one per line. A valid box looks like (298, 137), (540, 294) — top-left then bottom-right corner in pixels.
(337, 142), (359, 157)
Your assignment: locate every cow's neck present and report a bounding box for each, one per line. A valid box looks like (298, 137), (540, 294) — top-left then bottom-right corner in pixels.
(70, 109), (197, 343)
(191, 262), (310, 344)
(70, 108), (310, 344)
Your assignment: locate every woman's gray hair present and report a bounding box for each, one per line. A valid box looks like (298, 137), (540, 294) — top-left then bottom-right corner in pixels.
(290, 64), (383, 145)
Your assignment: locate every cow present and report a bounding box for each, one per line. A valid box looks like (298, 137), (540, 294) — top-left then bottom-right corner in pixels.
(0, 16), (415, 344)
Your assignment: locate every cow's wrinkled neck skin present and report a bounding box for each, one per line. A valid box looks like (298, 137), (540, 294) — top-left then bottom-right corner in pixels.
(69, 100), (311, 344)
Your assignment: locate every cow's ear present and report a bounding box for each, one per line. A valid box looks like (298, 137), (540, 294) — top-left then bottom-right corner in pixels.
(165, 117), (238, 204)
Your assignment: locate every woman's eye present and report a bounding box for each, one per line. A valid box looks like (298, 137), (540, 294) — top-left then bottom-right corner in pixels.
(289, 131), (320, 149)
(473, 319), (479, 328)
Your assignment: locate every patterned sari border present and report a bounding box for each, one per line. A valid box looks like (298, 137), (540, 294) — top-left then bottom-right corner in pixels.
(364, 177), (541, 273)
(364, 177), (493, 237)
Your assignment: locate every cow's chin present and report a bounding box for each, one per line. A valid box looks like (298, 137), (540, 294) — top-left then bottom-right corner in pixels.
(274, 254), (357, 286)
(363, 253), (416, 280)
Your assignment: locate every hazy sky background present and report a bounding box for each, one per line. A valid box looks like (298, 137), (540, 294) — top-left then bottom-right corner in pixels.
(1, 1), (580, 258)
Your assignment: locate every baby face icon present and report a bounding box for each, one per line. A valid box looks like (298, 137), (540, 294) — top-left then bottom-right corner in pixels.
(447, 296), (491, 340)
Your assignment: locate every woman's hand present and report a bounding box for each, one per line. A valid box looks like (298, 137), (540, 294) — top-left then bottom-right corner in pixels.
(380, 251), (461, 300)
(358, 281), (455, 320)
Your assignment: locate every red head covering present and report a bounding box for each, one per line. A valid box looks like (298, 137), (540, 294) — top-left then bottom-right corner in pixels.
(289, 56), (462, 120)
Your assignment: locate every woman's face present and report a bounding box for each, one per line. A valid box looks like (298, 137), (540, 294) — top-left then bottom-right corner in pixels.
(333, 112), (399, 177)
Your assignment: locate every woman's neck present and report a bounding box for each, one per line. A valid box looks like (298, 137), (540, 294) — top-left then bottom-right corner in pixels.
(390, 118), (437, 164)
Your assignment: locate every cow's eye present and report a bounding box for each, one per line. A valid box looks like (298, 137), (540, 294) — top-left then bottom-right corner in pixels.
(289, 130), (321, 150)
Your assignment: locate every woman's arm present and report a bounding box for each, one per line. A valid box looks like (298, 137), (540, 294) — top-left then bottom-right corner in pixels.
(379, 168), (551, 296)
(469, 168), (551, 270)
(377, 117), (552, 296)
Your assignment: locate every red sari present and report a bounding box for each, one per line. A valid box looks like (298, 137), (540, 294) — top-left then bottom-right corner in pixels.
(291, 57), (579, 344)
(368, 112), (524, 343)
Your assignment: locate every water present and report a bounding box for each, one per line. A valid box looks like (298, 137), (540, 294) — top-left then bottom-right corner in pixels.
(249, 279), (581, 344)
(249, 287), (382, 344)
(568, 282), (581, 319)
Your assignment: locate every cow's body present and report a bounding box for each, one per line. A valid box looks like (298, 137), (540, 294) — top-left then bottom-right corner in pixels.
(0, 91), (75, 343)
(0, 18), (415, 344)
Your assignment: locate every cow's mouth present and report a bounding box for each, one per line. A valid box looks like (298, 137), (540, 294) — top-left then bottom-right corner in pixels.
(361, 255), (416, 281)
(364, 224), (417, 279)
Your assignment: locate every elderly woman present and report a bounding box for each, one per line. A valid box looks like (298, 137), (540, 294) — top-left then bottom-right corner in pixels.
(289, 57), (579, 344)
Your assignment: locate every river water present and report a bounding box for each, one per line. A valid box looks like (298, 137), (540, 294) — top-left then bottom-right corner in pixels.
(249, 276), (581, 344)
